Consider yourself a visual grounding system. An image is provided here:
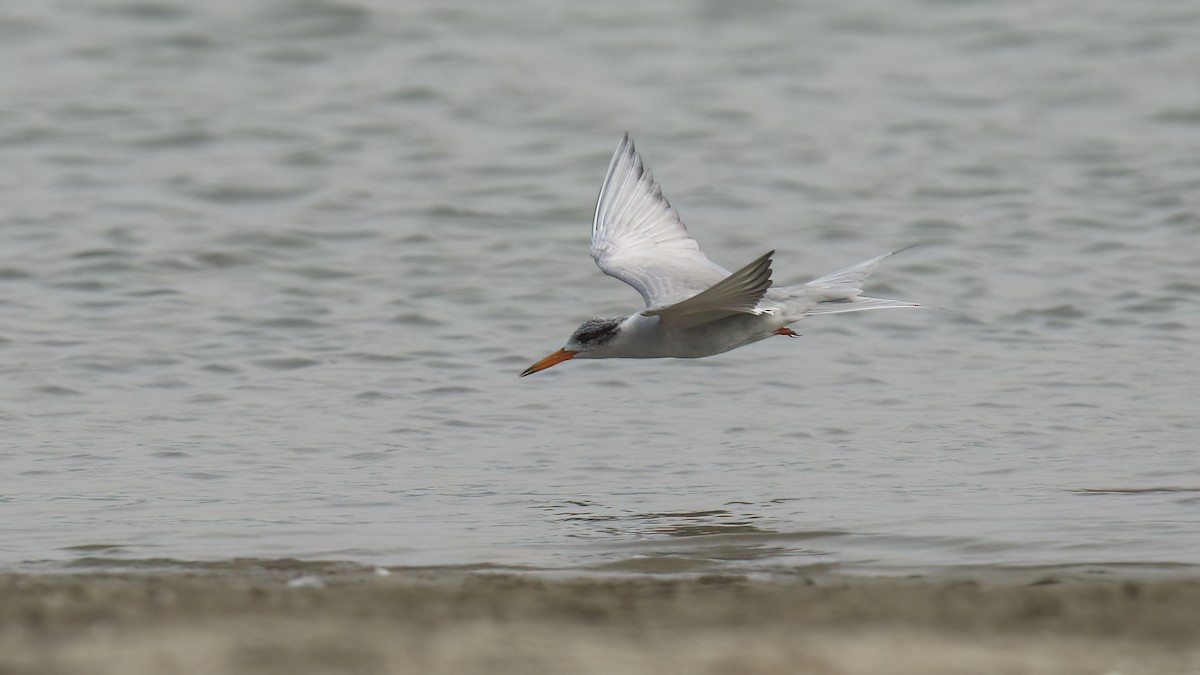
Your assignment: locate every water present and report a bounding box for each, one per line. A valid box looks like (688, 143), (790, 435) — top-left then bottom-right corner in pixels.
(2, 0), (1198, 574)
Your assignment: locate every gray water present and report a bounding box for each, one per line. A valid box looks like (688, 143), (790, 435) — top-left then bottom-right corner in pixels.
(2, 0), (1198, 574)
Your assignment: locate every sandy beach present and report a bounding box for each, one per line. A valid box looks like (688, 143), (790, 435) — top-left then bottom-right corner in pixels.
(3, 562), (1198, 675)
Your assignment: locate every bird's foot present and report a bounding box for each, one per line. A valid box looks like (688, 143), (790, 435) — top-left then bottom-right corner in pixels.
(774, 327), (800, 338)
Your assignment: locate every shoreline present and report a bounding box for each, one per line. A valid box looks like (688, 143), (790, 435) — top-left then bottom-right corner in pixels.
(4, 563), (1199, 675)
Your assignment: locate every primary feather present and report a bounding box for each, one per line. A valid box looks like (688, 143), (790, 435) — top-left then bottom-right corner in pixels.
(590, 134), (729, 308)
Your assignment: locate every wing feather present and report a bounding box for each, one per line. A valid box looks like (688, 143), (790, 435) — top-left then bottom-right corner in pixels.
(590, 134), (730, 308)
(643, 250), (775, 329)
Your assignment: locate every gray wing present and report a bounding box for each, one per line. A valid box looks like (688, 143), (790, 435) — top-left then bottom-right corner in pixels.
(590, 134), (731, 308)
(643, 250), (775, 329)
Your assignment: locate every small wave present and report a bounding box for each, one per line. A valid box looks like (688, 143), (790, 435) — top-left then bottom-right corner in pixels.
(253, 357), (321, 370)
(1073, 487), (1200, 495)
(30, 385), (83, 396)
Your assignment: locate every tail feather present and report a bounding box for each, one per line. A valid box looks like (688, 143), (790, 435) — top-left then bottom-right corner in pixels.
(806, 246), (918, 290)
(803, 296), (921, 315)
(779, 248), (920, 318)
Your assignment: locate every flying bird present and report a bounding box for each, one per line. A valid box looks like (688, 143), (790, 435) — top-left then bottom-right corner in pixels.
(521, 134), (919, 377)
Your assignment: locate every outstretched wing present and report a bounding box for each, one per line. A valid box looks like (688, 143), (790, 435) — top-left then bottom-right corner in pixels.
(643, 250), (775, 329)
(590, 134), (730, 308)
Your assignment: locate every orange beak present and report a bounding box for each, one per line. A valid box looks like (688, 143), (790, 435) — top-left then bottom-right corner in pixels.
(520, 348), (577, 377)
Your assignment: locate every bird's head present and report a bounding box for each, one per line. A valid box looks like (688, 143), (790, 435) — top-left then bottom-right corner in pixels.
(520, 316), (626, 377)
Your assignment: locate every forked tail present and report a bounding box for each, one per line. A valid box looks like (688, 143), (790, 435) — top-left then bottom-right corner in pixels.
(780, 249), (920, 317)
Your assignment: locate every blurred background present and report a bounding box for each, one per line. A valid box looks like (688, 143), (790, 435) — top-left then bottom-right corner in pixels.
(1, 0), (1198, 573)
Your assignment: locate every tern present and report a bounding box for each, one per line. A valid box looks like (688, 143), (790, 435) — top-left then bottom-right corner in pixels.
(520, 134), (919, 377)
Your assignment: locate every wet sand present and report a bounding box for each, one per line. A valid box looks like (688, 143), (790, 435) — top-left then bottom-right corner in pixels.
(3, 562), (1198, 675)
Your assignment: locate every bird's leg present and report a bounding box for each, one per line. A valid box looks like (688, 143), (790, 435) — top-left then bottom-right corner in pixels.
(773, 327), (800, 338)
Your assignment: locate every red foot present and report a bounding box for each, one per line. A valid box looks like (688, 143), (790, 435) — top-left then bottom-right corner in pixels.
(774, 327), (800, 338)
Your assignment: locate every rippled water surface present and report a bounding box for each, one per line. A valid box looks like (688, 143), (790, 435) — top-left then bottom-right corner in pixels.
(2, 0), (1199, 574)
